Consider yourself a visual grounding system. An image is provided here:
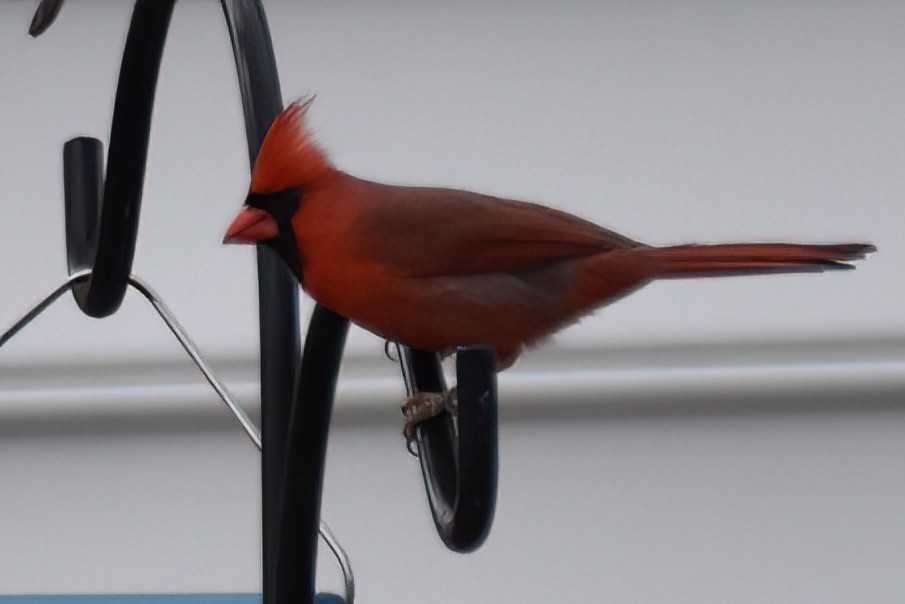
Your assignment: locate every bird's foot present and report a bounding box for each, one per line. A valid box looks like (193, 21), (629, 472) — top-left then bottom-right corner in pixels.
(402, 387), (458, 455)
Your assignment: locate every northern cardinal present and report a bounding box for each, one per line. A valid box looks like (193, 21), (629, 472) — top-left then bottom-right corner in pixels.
(224, 98), (874, 374)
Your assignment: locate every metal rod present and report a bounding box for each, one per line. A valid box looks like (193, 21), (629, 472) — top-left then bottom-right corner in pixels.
(395, 342), (417, 397)
(217, 3), (301, 599)
(0, 272), (355, 602)
(28, 0), (66, 37)
(70, 0), (176, 318)
(127, 275), (263, 450)
(135, 276), (355, 600)
(0, 271), (89, 350)
(394, 343), (499, 553)
(319, 519), (356, 603)
(276, 306), (349, 603)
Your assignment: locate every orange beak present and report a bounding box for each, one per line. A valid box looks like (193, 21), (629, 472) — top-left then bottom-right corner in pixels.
(223, 206), (279, 244)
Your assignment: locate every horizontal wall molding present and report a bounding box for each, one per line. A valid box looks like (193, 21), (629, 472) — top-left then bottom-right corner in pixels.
(2, 336), (904, 434)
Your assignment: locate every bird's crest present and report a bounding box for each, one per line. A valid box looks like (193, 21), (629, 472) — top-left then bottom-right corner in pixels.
(249, 96), (333, 193)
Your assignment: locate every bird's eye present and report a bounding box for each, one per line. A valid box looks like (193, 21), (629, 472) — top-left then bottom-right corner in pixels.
(245, 188), (302, 215)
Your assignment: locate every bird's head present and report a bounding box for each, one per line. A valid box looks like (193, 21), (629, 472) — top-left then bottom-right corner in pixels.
(223, 96), (331, 279)
(223, 187), (303, 277)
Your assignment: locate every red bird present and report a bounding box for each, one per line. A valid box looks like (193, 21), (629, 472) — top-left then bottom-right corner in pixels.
(225, 98), (873, 375)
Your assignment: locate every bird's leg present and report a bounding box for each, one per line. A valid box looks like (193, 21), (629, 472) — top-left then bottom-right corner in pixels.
(402, 387), (458, 454)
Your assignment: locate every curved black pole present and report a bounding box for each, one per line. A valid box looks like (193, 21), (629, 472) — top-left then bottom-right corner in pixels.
(277, 307), (349, 602)
(220, 2), (352, 602)
(218, 1), (304, 601)
(64, 0), (175, 318)
(407, 346), (498, 552)
(29, 0), (65, 38)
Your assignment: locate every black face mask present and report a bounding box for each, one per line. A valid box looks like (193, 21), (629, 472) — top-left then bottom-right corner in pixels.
(244, 188), (303, 278)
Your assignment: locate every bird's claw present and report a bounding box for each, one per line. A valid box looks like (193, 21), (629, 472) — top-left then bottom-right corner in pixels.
(402, 387), (458, 455)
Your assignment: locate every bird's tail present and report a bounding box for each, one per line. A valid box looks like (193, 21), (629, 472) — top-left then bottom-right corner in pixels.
(648, 242), (875, 278)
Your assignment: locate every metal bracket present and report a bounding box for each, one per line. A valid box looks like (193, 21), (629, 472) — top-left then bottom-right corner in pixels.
(61, 0), (175, 318)
(397, 345), (499, 552)
(0, 272), (355, 603)
(26, 1), (351, 601)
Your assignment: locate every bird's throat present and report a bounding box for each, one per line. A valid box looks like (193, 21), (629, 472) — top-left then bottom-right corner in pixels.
(244, 188), (304, 279)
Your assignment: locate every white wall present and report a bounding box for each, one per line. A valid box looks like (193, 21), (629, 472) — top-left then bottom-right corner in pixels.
(1, 1), (904, 602)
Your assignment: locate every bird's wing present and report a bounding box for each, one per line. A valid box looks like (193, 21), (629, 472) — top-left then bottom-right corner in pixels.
(350, 181), (642, 277)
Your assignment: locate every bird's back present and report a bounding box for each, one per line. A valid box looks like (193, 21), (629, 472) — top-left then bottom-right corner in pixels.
(335, 177), (643, 278)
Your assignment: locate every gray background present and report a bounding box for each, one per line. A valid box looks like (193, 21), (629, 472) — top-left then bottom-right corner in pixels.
(1, 1), (904, 602)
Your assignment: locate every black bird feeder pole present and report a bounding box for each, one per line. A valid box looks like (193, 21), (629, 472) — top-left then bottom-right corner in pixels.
(220, 2), (352, 602)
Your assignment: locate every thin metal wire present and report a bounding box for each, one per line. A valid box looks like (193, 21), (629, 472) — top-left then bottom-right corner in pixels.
(384, 339), (399, 363)
(394, 342), (416, 397)
(0, 271), (90, 349)
(0, 272), (355, 603)
(319, 518), (356, 603)
(130, 275), (355, 601)
(128, 274), (262, 449)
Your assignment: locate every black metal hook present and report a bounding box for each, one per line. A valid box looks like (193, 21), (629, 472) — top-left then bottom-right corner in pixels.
(276, 307), (349, 602)
(37, 1), (344, 600)
(401, 346), (499, 552)
(62, 0), (175, 318)
(28, 0), (65, 37)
